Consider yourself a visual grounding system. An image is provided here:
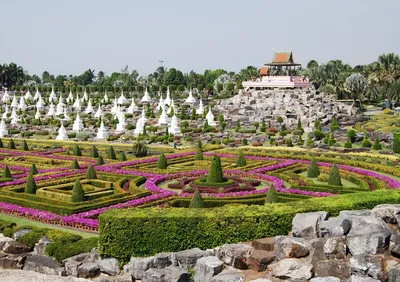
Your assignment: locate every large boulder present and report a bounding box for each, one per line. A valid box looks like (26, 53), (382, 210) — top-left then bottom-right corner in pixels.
(93, 273), (132, 282)
(98, 258), (119, 276)
(23, 255), (65, 276)
(339, 210), (371, 217)
(349, 275), (381, 282)
(252, 238), (275, 251)
(292, 211), (329, 239)
(123, 257), (154, 280)
(216, 244), (254, 269)
(388, 264), (400, 282)
(371, 204), (400, 224)
(313, 259), (351, 280)
(323, 237), (347, 260)
(347, 233), (390, 256)
(33, 236), (52, 256)
(77, 262), (100, 278)
(0, 253), (29, 269)
(275, 236), (310, 259)
(143, 266), (190, 282)
(350, 255), (386, 281)
(320, 217), (351, 237)
(174, 248), (212, 269)
(210, 271), (244, 282)
(0, 234), (14, 250)
(153, 253), (172, 269)
(268, 258), (313, 280)
(248, 250), (275, 272)
(310, 277), (341, 282)
(345, 216), (391, 237)
(193, 256), (224, 282)
(2, 241), (30, 254)
(64, 259), (83, 277)
(13, 228), (31, 240)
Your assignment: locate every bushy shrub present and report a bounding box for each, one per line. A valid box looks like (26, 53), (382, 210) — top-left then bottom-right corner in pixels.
(206, 155), (224, 183)
(344, 137), (352, 148)
(189, 189), (205, 208)
(393, 134), (400, 153)
(265, 184), (278, 203)
(8, 139), (16, 149)
(194, 148), (203, 160)
(71, 159), (80, 169)
(46, 237), (98, 262)
(71, 180), (85, 202)
(24, 174), (37, 194)
(236, 151), (246, 167)
(285, 138), (293, 147)
(29, 164), (39, 175)
(96, 155), (105, 165)
(86, 165), (97, 179)
(328, 164), (342, 186)
(108, 146), (116, 160)
(307, 157), (320, 178)
(22, 140), (29, 151)
(242, 138), (248, 145)
(361, 135), (372, 148)
(119, 152), (127, 162)
(157, 153), (168, 169)
(372, 138), (382, 150)
(73, 145), (82, 156)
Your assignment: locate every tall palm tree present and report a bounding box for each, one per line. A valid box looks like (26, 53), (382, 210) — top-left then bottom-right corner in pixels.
(387, 81), (400, 107)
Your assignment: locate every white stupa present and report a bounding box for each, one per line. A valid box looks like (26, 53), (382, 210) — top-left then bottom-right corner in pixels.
(33, 88), (41, 101)
(56, 97), (64, 116)
(34, 107), (41, 119)
(63, 108), (71, 121)
(97, 119), (109, 139)
(127, 98), (138, 114)
(2, 89), (10, 103)
(47, 103), (56, 116)
(156, 95), (165, 111)
(67, 89), (74, 103)
(56, 123), (69, 140)
(140, 108), (147, 122)
(10, 107), (18, 120)
(11, 95), (18, 108)
(73, 95), (82, 111)
(82, 89), (88, 102)
(158, 106), (169, 126)
(24, 88), (32, 101)
(49, 87), (57, 103)
(133, 117), (144, 136)
(168, 114), (181, 135)
(185, 89), (196, 104)
(169, 100), (176, 116)
(196, 99), (204, 115)
(116, 112), (126, 132)
(141, 88), (151, 103)
(18, 96), (27, 111)
(206, 107), (217, 126)
(111, 99), (118, 114)
(94, 105), (103, 118)
(72, 113), (84, 132)
(85, 99), (94, 114)
(36, 96), (45, 109)
(0, 119), (8, 137)
(2, 104), (9, 119)
(118, 91), (127, 105)
(102, 91), (109, 103)
(164, 87), (171, 106)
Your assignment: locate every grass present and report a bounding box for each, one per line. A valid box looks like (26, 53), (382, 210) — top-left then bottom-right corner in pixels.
(299, 171), (359, 188)
(0, 213), (98, 238)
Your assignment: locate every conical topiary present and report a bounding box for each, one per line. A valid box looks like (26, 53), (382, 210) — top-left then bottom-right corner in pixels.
(90, 145), (99, 158)
(71, 179), (85, 202)
(206, 155), (224, 183)
(236, 150), (246, 167)
(394, 134), (400, 153)
(344, 137), (352, 148)
(265, 184), (278, 203)
(157, 153), (168, 169)
(328, 164), (342, 186)
(108, 146), (116, 160)
(194, 148), (203, 161)
(2, 165), (12, 179)
(96, 155), (105, 165)
(71, 159), (80, 169)
(22, 140), (29, 151)
(24, 174), (37, 194)
(118, 152), (127, 161)
(307, 157), (320, 178)
(372, 138), (382, 150)
(8, 139), (16, 149)
(189, 189), (205, 208)
(29, 163), (39, 175)
(0, 138), (3, 148)
(73, 144), (82, 156)
(86, 165), (97, 179)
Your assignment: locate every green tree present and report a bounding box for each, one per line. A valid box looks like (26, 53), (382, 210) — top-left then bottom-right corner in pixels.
(372, 138), (382, 150)
(86, 165), (97, 179)
(73, 145), (82, 156)
(344, 137), (353, 148)
(108, 146), (116, 159)
(157, 153), (168, 169)
(206, 155), (224, 183)
(236, 150), (246, 167)
(347, 129), (357, 143)
(118, 151), (127, 161)
(8, 139), (16, 149)
(260, 119), (266, 132)
(361, 135), (372, 148)
(307, 157), (320, 178)
(71, 159), (80, 169)
(393, 134), (400, 153)
(24, 174), (37, 194)
(90, 145), (99, 158)
(265, 184), (278, 203)
(330, 116), (340, 131)
(189, 189), (205, 208)
(194, 148), (203, 161)
(22, 140), (29, 151)
(71, 179), (85, 202)
(96, 155), (105, 165)
(2, 165), (12, 179)
(29, 163), (39, 175)
(328, 164), (342, 186)
(0, 138), (3, 148)
(132, 141), (148, 158)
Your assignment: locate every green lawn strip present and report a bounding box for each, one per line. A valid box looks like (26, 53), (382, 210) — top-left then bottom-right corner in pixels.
(0, 213), (98, 238)
(298, 171), (358, 188)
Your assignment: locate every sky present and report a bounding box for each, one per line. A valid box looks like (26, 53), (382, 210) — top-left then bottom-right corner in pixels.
(1, 0), (399, 77)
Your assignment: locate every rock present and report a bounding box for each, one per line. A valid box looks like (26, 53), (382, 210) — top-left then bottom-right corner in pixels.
(252, 238), (275, 251)
(2, 240), (31, 254)
(210, 271), (244, 282)
(174, 248), (212, 269)
(194, 256), (224, 282)
(64, 259), (82, 277)
(388, 265), (400, 282)
(268, 258), (313, 280)
(347, 233), (390, 256)
(0, 269), (91, 282)
(23, 255), (65, 276)
(350, 255), (385, 281)
(276, 237), (310, 259)
(323, 237), (347, 259)
(124, 257), (154, 280)
(143, 266), (190, 282)
(93, 273), (133, 282)
(345, 216), (392, 237)
(349, 275), (380, 282)
(292, 211), (329, 239)
(320, 217), (351, 237)
(310, 277), (340, 282)
(99, 258), (120, 276)
(310, 238), (328, 262)
(339, 210), (371, 217)
(13, 228), (31, 240)
(313, 259), (351, 280)
(77, 262), (100, 278)
(371, 204), (400, 224)
(152, 253), (172, 269)
(0, 234), (14, 250)
(33, 236), (52, 256)
(84, 247), (100, 263)
(0, 253), (29, 269)
(248, 250), (275, 272)
(63, 252), (90, 264)
(217, 244), (254, 269)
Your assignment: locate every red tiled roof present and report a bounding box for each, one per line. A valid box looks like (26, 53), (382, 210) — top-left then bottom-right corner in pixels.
(259, 67), (269, 76)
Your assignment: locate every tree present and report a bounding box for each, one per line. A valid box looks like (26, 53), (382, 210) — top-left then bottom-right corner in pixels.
(8, 139), (16, 149)
(372, 138), (382, 150)
(118, 151), (127, 161)
(71, 179), (85, 202)
(96, 155), (105, 165)
(0, 138), (3, 148)
(206, 155), (224, 183)
(260, 120), (266, 132)
(328, 164), (342, 186)
(73, 145), (82, 156)
(361, 134), (372, 148)
(189, 189), (205, 208)
(22, 140), (29, 151)
(265, 184), (278, 203)
(345, 73), (367, 110)
(157, 153), (168, 169)
(86, 165), (97, 179)
(132, 141), (148, 158)
(393, 134), (400, 153)
(236, 151), (246, 167)
(25, 174), (37, 194)
(344, 137), (353, 148)
(90, 145), (99, 158)
(2, 165), (12, 179)
(108, 146), (116, 159)
(194, 147), (203, 161)
(71, 159), (80, 169)
(347, 129), (357, 143)
(330, 116), (340, 131)
(307, 157), (320, 178)
(29, 164), (39, 175)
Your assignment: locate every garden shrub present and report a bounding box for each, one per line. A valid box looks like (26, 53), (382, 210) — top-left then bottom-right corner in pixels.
(118, 152), (127, 162)
(90, 145), (99, 158)
(71, 180), (85, 202)
(71, 159), (80, 169)
(328, 164), (342, 186)
(361, 135), (372, 148)
(265, 184), (278, 203)
(236, 151), (246, 167)
(108, 146), (116, 160)
(189, 189), (205, 208)
(96, 155), (105, 165)
(2, 165), (12, 179)
(393, 134), (400, 153)
(372, 138), (382, 150)
(194, 148), (203, 161)
(344, 137), (352, 148)
(206, 155), (224, 183)
(46, 237), (98, 262)
(157, 153), (168, 169)
(8, 139), (16, 149)
(86, 165), (97, 179)
(307, 157), (320, 178)
(24, 174), (37, 194)
(30, 164), (39, 175)
(0, 139), (3, 148)
(22, 140), (29, 151)
(73, 145), (82, 156)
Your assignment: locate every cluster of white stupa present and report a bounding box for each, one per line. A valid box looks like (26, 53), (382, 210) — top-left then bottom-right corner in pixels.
(0, 86), (211, 140)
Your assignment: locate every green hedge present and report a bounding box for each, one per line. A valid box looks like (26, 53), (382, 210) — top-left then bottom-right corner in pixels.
(99, 189), (400, 263)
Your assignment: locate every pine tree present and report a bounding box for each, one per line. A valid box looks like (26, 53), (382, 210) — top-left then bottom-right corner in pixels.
(191, 107), (196, 120)
(29, 164), (39, 175)
(118, 151), (127, 161)
(328, 164), (342, 186)
(108, 146), (116, 159)
(73, 144), (82, 156)
(296, 118), (304, 132)
(344, 137), (353, 148)
(0, 138), (3, 148)
(189, 189), (205, 208)
(194, 148), (203, 160)
(157, 153), (168, 169)
(206, 155), (224, 183)
(297, 135), (304, 145)
(372, 138), (382, 150)
(265, 184), (278, 203)
(90, 145), (99, 158)
(86, 165), (97, 179)
(24, 174), (37, 194)
(8, 139), (16, 149)
(96, 155), (105, 165)
(236, 150), (247, 167)
(394, 134), (400, 153)
(330, 116), (340, 131)
(22, 140), (29, 151)
(260, 119), (266, 132)
(2, 165), (12, 179)
(307, 157), (320, 178)
(71, 159), (80, 169)
(361, 135), (372, 148)
(71, 179), (85, 202)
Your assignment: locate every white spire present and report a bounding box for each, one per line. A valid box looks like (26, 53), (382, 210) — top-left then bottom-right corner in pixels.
(206, 107), (216, 126)
(141, 88), (151, 103)
(56, 123), (69, 140)
(72, 113), (84, 132)
(97, 119), (109, 139)
(157, 106), (168, 126)
(164, 87), (171, 106)
(85, 99), (94, 114)
(0, 118), (8, 137)
(94, 104), (103, 118)
(185, 88), (196, 104)
(168, 114), (181, 135)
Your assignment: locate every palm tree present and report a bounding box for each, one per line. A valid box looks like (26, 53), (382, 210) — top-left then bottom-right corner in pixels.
(196, 140), (204, 152)
(387, 81), (400, 107)
(132, 141), (148, 158)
